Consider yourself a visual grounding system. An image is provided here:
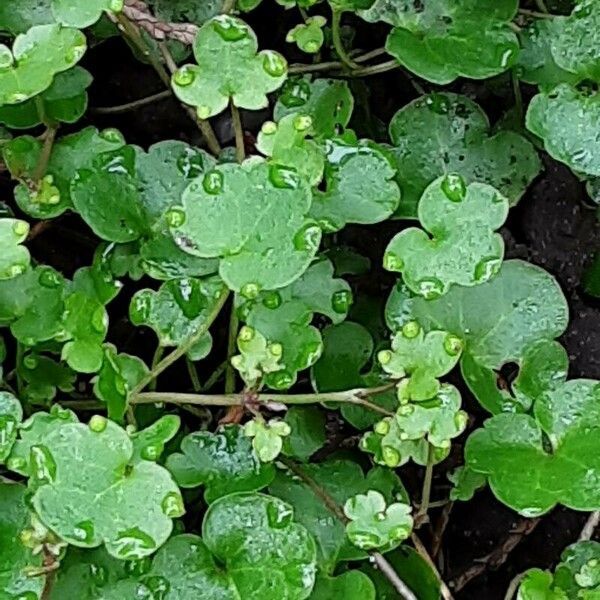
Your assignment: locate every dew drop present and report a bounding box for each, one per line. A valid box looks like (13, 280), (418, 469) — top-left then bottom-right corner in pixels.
(213, 15), (249, 41)
(131, 292), (152, 323)
(38, 268), (62, 288)
(173, 66), (195, 87)
(8, 264), (26, 277)
(401, 320), (420, 339)
(382, 446), (401, 467)
(425, 93), (450, 115)
(261, 120), (278, 135)
(378, 350), (392, 365)
(416, 277), (444, 299)
(266, 500), (293, 529)
(443, 333), (463, 356)
(165, 207), (186, 228)
(280, 79), (311, 108)
(390, 525), (410, 540)
(202, 170), (224, 194)
(0, 45), (13, 70)
(383, 251), (403, 272)
(238, 325), (255, 343)
(268, 164), (300, 189)
(91, 306), (107, 334)
(12, 220), (29, 237)
(66, 44), (86, 64)
(6, 456), (26, 471)
(331, 289), (352, 314)
(473, 256), (501, 283)
(89, 563), (108, 586)
(374, 418), (390, 435)
(176, 151), (204, 178)
(125, 556), (152, 577)
(440, 173), (466, 202)
(262, 290), (282, 309)
(293, 114), (312, 132)
(141, 445), (161, 461)
(161, 492), (185, 518)
(99, 128), (125, 144)
(22, 355), (38, 370)
(113, 528), (157, 559)
(293, 223), (321, 252)
(454, 410), (468, 430)
(240, 282), (260, 299)
(269, 370), (293, 389)
(89, 415), (107, 433)
(197, 105), (211, 120)
(30, 445), (56, 484)
(262, 51), (287, 77)
(304, 40), (320, 53)
(350, 531), (381, 549)
(268, 342), (283, 357)
(72, 520), (96, 544)
(398, 404), (414, 416)
(143, 576), (171, 600)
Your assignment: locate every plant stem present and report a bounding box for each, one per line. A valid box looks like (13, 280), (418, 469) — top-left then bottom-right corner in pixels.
(512, 69), (523, 123)
(579, 510), (600, 541)
(350, 59), (400, 77)
(149, 346), (164, 392)
(415, 444), (435, 526)
(201, 360), (227, 391)
(129, 289), (230, 396)
(518, 7), (555, 18)
(186, 358), (202, 392)
(92, 90), (172, 114)
(221, 0), (236, 13)
(131, 383), (397, 414)
(230, 101), (245, 164)
(503, 573), (525, 600)
(32, 126), (58, 182)
(534, 0), (548, 12)
(411, 533), (455, 600)
(224, 306), (239, 394)
(288, 47), (387, 74)
(281, 457), (418, 600)
(331, 10), (360, 70)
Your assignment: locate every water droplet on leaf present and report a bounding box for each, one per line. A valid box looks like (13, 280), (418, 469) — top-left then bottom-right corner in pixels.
(238, 325), (255, 343)
(241, 282), (260, 299)
(378, 350), (392, 365)
(280, 79), (310, 108)
(293, 223), (321, 252)
(89, 415), (108, 433)
(262, 51), (287, 77)
(261, 120), (278, 135)
(268, 164), (300, 189)
(12, 220), (28, 237)
(269, 370), (293, 389)
(141, 445), (161, 461)
(266, 500), (293, 529)
(425, 93), (450, 115)
(331, 289), (352, 314)
(402, 320), (420, 338)
(443, 333), (462, 356)
(30, 444), (56, 484)
(165, 207), (186, 228)
(474, 256), (501, 283)
(262, 291), (282, 309)
(382, 446), (401, 467)
(416, 277), (444, 299)
(99, 128), (125, 144)
(173, 67), (195, 87)
(441, 173), (466, 202)
(38, 268), (62, 288)
(213, 15), (249, 41)
(202, 170), (224, 194)
(72, 520), (96, 543)
(293, 114), (312, 132)
(108, 0), (123, 10)
(161, 492), (185, 518)
(113, 528), (156, 559)
(383, 251), (403, 272)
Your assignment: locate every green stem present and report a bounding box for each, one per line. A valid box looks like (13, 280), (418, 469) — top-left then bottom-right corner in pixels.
(186, 358), (202, 392)
(32, 126), (58, 183)
(349, 59), (399, 78)
(92, 90), (171, 114)
(331, 10), (361, 70)
(224, 307), (239, 394)
(518, 7), (555, 18)
(149, 346), (164, 392)
(415, 444), (435, 526)
(129, 289), (230, 396)
(200, 360), (227, 391)
(15, 343), (24, 398)
(131, 383), (396, 415)
(230, 100), (245, 164)
(512, 69), (523, 123)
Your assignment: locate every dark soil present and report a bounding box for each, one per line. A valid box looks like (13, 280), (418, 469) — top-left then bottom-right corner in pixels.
(3, 6), (600, 598)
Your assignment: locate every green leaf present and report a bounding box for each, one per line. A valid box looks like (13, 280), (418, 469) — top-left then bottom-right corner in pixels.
(330, 0), (374, 10)
(18, 351), (76, 402)
(51, 0), (121, 28)
(170, 160), (320, 292)
(518, 569), (565, 600)
(383, 0), (519, 84)
(130, 415), (180, 463)
(72, 245), (124, 305)
(92, 344), (148, 421)
(129, 276), (226, 356)
(172, 15), (287, 118)
(269, 459), (405, 572)
(386, 260), (569, 413)
(389, 92), (541, 218)
(466, 378), (600, 516)
(237, 258), (351, 389)
(275, 77), (354, 138)
(166, 424), (275, 503)
(0, 0), (53, 35)
(256, 113), (325, 187)
(344, 490), (412, 551)
(310, 136), (401, 231)
(151, 0), (224, 25)
(378, 323), (462, 401)
(243, 418), (291, 462)
(282, 406), (326, 461)
(0, 482), (44, 599)
(231, 326), (284, 387)
(0, 24), (86, 106)
(384, 176), (507, 297)
(0, 218), (30, 280)
(3, 126), (125, 219)
(311, 321), (396, 429)
(0, 392), (23, 462)
(286, 16), (326, 54)
(310, 571), (376, 600)
(27, 417), (184, 558)
(71, 146), (148, 242)
(448, 466), (487, 501)
(203, 492), (317, 599)
(527, 83), (600, 177)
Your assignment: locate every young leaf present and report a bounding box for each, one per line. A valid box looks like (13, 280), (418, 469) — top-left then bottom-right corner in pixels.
(466, 379), (600, 516)
(0, 218), (30, 280)
(237, 257), (351, 389)
(0, 392), (23, 462)
(282, 406), (326, 461)
(170, 160), (320, 292)
(274, 77), (354, 138)
(0, 482), (44, 599)
(286, 16), (326, 54)
(130, 415), (180, 463)
(310, 136), (401, 231)
(243, 417), (291, 462)
(231, 326), (284, 387)
(383, 0), (519, 84)
(448, 466), (487, 502)
(384, 176), (508, 297)
(527, 83), (600, 177)
(389, 92), (541, 217)
(72, 245), (124, 305)
(166, 424), (275, 503)
(311, 571), (376, 600)
(378, 323), (462, 401)
(52, 0), (122, 28)
(0, 24), (86, 106)
(172, 15), (287, 119)
(28, 418), (184, 559)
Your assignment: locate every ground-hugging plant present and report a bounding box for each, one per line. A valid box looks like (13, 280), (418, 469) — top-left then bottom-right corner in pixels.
(1, 0), (600, 599)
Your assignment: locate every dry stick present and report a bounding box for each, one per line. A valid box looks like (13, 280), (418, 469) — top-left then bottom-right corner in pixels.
(123, 0), (198, 44)
(579, 511), (600, 541)
(503, 572), (525, 600)
(431, 501), (454, 559)
(518, 7), (555, 18)
(280, 458), (418, 600)
(411, 533), (455, 600)
(534, 0), (549, 13)
(450, 518), (541, 592)
(92, 90), (171, 114)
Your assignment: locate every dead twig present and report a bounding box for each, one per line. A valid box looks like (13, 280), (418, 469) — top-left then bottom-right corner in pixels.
(579, 511), (600, 542)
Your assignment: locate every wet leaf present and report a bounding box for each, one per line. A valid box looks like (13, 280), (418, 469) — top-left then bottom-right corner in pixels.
(286, 16), (326, 54)
(310, 571), (376, 600)
(0, 482), (44, 599)
(166, 424), (275, 503)
(0, 0), (53, 35)
(282, 406), (326, 461)
(448, 466), (486, 502)
(26, 417), (183, 558)
(466, 378), (600, 516)
(237, 258), (350, 389)
(274, 77), (354, 138)
(311, 136), (401, 231)
(0, 24), (86, 106)
(18, 351), (76, 402)
(130, 415), (180, 463)
(383, 0), (519, 84)
(344, 490), (412, 551)
(269, 459), (406, 572)
(231, 326), (284, 387)
(0, 392), (23, 463)
(384, 176), (508, 297)
(172, 15), (287, 118)
(170, 160), (319, 292)
(389, 92), (541, 217)
(386, 260), (569, 414)
(0, 218), (30, 280)
(243, 417), (291, 462)
(527, 83), (600, 177)
(52, 0), (121, 28)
